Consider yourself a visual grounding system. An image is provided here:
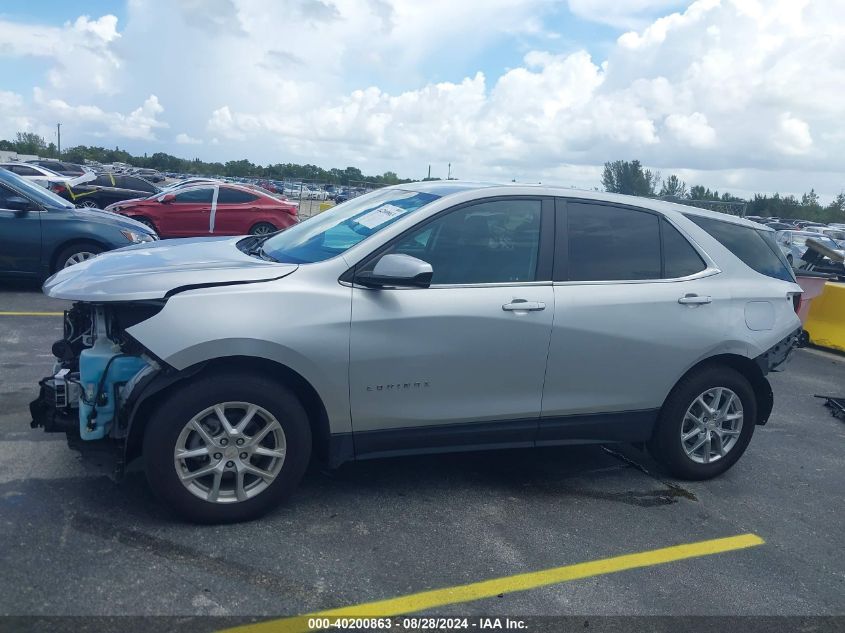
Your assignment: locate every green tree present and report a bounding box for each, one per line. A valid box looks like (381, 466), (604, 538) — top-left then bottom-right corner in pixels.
(601, 160), (660, 197)
(659, 174), (688, 199)
(14, 131), (47, 155)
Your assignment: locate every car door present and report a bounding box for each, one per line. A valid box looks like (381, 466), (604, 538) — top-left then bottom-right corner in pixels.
(539, 199), (730, 443)
(0, 183), (42, 276)
(212, 186), (260, 234)
(349, 197), (555, 455)
(157, 186), (216, 237)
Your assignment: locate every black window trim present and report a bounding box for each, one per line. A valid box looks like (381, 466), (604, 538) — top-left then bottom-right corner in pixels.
(340, 195), (556, 288)
(552, 197), (718, 285)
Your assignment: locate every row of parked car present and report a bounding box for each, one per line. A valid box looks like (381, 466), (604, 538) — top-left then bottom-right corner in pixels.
(0, 164), (299, 280)
(746, 216), (845, 267)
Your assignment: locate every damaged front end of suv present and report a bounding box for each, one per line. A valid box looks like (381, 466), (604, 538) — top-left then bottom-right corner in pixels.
(30, 301), (166, 475)
(28, 235), (296, 478)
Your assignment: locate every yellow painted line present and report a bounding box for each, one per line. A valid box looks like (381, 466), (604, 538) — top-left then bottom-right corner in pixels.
(0, 311), (64, 316)
(222, 533), (764, 633)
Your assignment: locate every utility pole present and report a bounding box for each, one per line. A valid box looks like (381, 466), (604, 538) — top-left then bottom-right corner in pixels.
(447, 162), (451, 179)
(56, 123), (61, 156)
(427, 164), (431, 180)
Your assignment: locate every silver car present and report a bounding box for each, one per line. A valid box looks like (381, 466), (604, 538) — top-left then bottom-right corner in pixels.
(776, 230), (845, 265)
(32, 183), (803, 523)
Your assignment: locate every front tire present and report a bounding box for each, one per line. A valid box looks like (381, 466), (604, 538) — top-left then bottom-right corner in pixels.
(143, 373), (312, 523)
(648, 365), (756, 480)
(54, 242), (103, 271)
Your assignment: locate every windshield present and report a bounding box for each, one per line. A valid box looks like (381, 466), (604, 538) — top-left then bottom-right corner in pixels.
(261, 188), (440, 264)
(0, 167), (74, 208)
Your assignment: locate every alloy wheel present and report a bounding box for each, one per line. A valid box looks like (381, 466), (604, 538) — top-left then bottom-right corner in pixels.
(681, 387), (744, 464)
(173, 401), (287, 504)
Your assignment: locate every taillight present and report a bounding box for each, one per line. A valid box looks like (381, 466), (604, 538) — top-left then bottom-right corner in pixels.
(51, 183), (66, 194)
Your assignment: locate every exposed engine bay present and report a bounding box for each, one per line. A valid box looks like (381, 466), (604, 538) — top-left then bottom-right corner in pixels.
(30, 301), (165, 459)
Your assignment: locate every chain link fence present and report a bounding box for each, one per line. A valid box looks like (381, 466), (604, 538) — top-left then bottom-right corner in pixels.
(660, 196), (748, 217)
(247, 178), (387, 220)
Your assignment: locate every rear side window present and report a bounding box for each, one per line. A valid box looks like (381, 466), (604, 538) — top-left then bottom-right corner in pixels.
(94, 174), (115, 187)
(662, 219), (706, 278)
(687, 215), (794, 282)
(567, 202), (661, 281)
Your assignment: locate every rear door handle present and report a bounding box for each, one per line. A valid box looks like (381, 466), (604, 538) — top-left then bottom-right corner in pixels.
(678, 294), (712, 305)
(503, 299), (546, 311)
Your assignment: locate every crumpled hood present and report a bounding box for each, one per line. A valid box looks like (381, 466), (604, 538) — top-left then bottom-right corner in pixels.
(43, 236), (298, 301)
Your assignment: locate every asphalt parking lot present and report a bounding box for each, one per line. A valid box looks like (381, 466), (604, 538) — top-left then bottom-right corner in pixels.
(1, 281), (844, 627)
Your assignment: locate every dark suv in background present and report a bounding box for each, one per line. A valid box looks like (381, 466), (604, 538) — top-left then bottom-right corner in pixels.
(26, 160), (88, 177)
(51, 173), (160, 209)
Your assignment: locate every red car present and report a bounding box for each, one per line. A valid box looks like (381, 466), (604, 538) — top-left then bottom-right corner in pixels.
(107, 183), (298, 238)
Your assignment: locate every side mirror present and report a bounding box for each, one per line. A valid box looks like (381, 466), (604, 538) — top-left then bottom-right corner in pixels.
(160, 193), (176, 204)
(5, 196), (32, 212)
(355, 253), (433, 288)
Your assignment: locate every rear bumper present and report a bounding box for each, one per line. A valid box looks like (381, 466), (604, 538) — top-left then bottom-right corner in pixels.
(755, 326), (803, 374)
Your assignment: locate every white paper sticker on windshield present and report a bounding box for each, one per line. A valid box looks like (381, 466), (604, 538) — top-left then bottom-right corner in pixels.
(354, 204), (408, 229)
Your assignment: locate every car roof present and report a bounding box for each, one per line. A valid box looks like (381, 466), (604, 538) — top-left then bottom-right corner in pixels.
(401, 181), (763, 230)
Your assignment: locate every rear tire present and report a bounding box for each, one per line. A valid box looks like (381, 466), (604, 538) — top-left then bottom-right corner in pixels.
(648, 365), (756, 480)
(142, 372), (312, 523)
(249, 222), (277, 236)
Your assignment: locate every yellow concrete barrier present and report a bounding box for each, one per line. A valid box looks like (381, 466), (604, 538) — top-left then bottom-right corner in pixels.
(804, 281), (845, 352)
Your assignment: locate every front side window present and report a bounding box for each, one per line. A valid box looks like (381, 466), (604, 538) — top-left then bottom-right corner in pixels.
(567, 202), (661, 281)
(261, 188), (440, 264)
(378, 199), (542, 285)
(173, 188), (214, 203)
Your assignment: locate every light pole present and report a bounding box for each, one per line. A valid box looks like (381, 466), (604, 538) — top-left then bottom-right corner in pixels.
(56, 123), (61, 156)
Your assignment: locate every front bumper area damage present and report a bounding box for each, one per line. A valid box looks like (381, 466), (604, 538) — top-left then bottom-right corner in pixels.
(29, 301), (164, 477)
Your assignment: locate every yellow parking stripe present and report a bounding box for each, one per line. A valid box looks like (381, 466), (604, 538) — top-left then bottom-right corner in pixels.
(0, 311), (64, 316)
(223, 533), (764, 633)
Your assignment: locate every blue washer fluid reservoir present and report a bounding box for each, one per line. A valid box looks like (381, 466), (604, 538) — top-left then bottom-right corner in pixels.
(79, 333), (149, 441)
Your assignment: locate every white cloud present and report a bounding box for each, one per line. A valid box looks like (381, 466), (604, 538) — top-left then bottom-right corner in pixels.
(665, 112), (716, 148)
(31, 90), (168, 141)
(0, 15), (121, 94)
(774, 113), (813, 155)
(175, 132), (202, 145)
(1, 0), (844, 198)
(568, 0), (691, 29)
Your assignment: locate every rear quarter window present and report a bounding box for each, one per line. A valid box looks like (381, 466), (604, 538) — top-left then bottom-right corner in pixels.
(686, 214), (794, 282)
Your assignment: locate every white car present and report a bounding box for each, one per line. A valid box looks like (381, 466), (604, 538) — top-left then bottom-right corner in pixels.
(0, 161), (73, 188)
(803, 226), (845, 248)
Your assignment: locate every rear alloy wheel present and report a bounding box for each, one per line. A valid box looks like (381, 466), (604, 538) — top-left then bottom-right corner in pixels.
(54, 243), (103, 271)
(143, 373), (311, 523)
(249, 222), (277, 236)
(78, 199), (100, 209)
(649, 365), (756, 480)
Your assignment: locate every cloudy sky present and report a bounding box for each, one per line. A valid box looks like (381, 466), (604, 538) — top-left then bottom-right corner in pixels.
(1, 0), (843, 199)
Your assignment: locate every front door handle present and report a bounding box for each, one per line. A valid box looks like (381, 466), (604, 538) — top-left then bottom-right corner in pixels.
(503, 299), (546, 311)
(678, 294), (712, 305)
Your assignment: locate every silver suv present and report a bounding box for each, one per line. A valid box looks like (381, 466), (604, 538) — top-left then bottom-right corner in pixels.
(31, 183), (803, 523)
